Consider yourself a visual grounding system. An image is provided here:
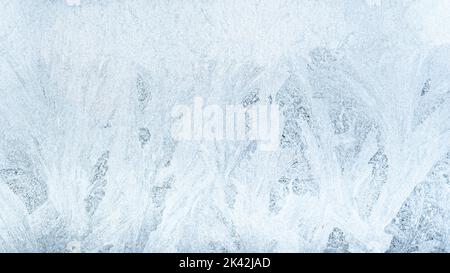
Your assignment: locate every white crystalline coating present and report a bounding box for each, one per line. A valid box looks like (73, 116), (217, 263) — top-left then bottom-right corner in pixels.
(0, 1), (449, 253)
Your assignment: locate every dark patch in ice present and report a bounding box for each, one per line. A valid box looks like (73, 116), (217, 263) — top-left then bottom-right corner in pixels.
(242, 89), (260, 107)
(420, 79), (431, 96)
(136, 74), (152, 111)
(0, 147), (48, 214)
(85, 151), (109, 216)
(325, 227), (349, 253)
(138, 127), (151, 147)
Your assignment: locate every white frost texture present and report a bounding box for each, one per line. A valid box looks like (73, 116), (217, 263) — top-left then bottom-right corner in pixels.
(1, 0), (450, 253)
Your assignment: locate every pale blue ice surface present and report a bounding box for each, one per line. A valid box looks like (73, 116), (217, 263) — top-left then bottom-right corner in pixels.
(0, 0), (449, 253)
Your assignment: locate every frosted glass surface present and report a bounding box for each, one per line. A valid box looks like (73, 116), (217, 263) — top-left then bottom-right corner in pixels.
(0, 0), (449, 253)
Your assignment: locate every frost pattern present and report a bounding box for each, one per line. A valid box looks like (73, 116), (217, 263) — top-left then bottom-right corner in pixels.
(0, 0), (450, 253)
